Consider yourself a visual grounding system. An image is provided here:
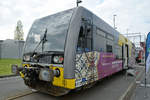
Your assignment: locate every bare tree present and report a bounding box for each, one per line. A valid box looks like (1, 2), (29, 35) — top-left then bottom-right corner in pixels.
(14, 20), (24, 40)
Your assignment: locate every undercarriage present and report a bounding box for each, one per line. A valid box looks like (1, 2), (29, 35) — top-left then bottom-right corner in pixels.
(22, 67), (70, 96)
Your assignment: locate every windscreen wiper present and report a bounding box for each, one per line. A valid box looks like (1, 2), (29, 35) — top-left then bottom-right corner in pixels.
(42, 28), (47, 52)
(33, 28), (47, 53)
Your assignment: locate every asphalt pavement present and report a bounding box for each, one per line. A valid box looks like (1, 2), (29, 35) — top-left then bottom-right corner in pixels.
(131, 70), (150, 100)
(15, 70), (140, 100)
(0, 65), (144, 100)
(0, 76), (30, 100)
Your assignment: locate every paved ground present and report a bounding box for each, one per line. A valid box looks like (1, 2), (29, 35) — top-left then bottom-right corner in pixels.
(15, 71), (133, 100)
(131, 70), (150, 100)
(0, 65), (144, 100)
(0, 76), (30, 100)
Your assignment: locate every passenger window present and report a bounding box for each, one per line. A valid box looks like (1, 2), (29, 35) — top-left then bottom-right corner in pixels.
(96, 28), (106, 37)
(115, 45), (122, 59)
(106, 44), (113, 53)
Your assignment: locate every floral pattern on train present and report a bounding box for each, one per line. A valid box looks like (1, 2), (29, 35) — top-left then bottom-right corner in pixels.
(75, 51), (100, 87)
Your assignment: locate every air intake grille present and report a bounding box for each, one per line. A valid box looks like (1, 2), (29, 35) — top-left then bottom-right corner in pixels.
(38, 55), (52, 64)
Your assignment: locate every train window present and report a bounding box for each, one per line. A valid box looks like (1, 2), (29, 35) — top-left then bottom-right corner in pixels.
(77, 24), (92, 52)
(77, 27), (84, 49)
(85, 25), (92, 51)
(96, 28), (106, 37)
(106, 44), (113, 53)
(107, 34), (114, 40)
(115, 45), (122, 59)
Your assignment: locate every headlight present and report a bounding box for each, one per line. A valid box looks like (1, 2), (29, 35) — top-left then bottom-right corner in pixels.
(53, 56), (64, 64)
(23, 55), (31, 61)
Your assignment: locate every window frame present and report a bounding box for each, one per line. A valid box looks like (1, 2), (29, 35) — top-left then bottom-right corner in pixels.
(106, 44), (113, 53)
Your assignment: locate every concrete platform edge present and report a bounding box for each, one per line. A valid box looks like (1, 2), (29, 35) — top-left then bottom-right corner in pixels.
(0, 74), (18, 78)
(119, 67), (145, 100)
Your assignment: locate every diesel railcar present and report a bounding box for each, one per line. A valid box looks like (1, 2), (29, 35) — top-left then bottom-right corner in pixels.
(12, 6), (135, 96)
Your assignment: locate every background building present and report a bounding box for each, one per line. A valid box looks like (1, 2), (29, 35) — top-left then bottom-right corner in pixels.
(0, 39), (25, 59)
(124, 33), (146, 63)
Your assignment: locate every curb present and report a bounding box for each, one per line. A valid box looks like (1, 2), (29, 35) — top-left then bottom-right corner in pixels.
(119, 67), (145, 100)
(0, 74), (18, 78)
(6, 89), (37, 100)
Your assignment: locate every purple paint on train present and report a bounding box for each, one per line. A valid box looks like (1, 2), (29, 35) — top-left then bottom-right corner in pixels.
(97, 53), (122, 79)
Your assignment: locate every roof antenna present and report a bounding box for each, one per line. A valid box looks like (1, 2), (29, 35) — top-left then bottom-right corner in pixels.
(77, 0), (82, 7)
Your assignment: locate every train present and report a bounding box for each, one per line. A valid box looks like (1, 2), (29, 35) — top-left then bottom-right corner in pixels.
(12, 6), (135, 96)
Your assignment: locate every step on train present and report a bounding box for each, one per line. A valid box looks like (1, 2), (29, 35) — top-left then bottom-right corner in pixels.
(12, 6), (135, 96)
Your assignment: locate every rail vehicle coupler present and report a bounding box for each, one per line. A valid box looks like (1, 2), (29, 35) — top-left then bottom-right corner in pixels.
(39, 68), (60, 82)
(11, 64), (24, 75)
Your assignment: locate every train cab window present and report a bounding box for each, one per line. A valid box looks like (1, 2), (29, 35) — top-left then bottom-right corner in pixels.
(77, 25), (92, 52)
(77, 27), (84, 50)
(85, 25), (92, 51)
(106, 44), (113, 53)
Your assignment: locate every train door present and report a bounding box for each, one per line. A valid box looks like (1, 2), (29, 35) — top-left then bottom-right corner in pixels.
(122, 44), (129, 69)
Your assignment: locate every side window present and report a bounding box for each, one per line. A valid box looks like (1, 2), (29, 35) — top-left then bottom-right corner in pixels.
(94, 27), (106, 52)
(107, 35), (114, 40)
(85, 24), (92, 51)
(115, 45), (122, 59)
(96, 28), (106, 37)
(77, 21), (92, 52)
(106, 44), (113, 53)
(77, 26), (84, 49)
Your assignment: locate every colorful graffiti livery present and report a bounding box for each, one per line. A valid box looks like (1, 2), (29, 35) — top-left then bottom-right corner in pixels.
(75, 52), (122, 87)
(75, 51), (99, 87)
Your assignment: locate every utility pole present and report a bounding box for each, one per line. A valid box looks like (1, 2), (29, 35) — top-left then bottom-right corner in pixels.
(126, 28), (129, 38)
(113, 14), (117, 29)
(77, 0), (82, 7)
(140, 33), (141, 43)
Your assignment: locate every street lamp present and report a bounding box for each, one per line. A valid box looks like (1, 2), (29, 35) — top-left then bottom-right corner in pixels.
(77, 0), (82, 7)
(113, 14), (117, 29)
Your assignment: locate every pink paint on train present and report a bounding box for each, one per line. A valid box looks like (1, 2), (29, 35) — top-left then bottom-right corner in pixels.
(97, 53), (122, 79)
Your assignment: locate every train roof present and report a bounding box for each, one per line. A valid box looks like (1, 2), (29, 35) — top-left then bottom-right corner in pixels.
(36, 6), (118, 35)
(33, 6), (132, 46)
(35, 6), (123, 36)
(77, 7), (119, 36)
(75, 7), (133, 45)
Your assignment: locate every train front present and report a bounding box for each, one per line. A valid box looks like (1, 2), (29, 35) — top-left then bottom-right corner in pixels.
(11, 9), (75, 96)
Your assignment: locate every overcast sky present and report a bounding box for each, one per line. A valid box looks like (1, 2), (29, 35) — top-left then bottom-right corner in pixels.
(0, 0), (150, 40)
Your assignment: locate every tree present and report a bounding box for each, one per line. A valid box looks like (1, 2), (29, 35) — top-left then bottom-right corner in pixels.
(14, 20), (24, 40)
